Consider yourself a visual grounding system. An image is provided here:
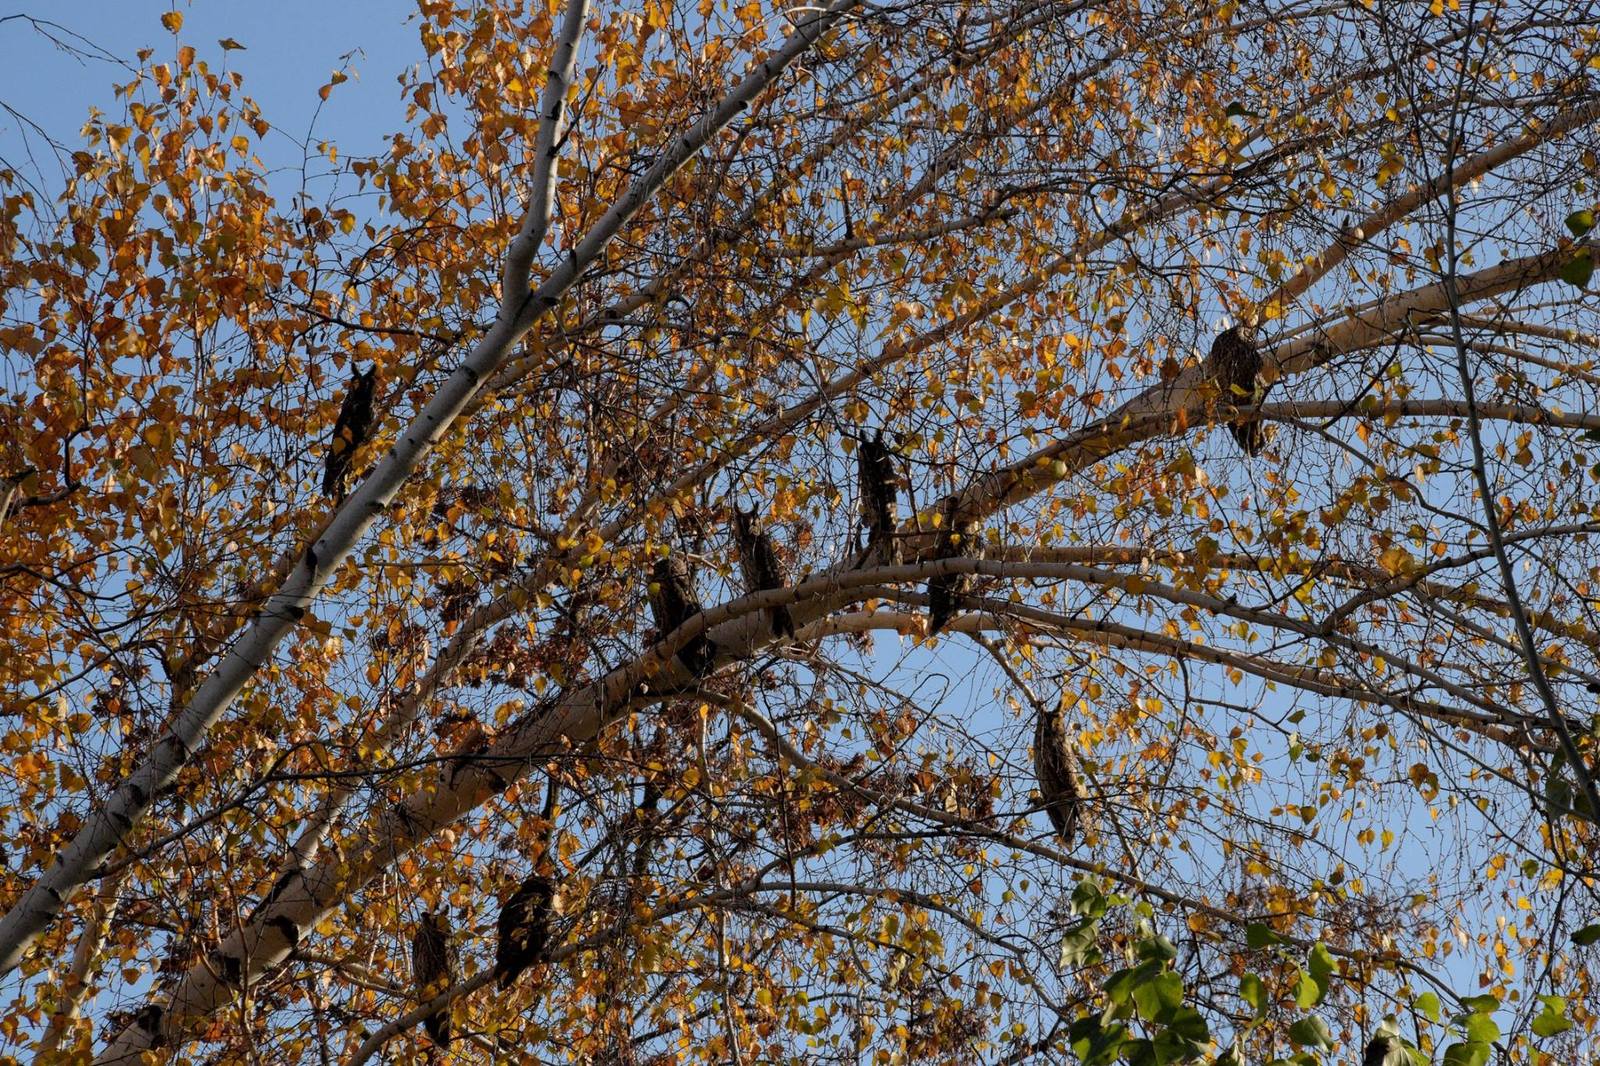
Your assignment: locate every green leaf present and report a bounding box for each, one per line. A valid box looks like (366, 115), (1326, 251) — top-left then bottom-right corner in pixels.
(1239, 973), (1267, 1018)
(1566, 209), (1595, 238)
(1559, 250), (1594, 289)
(1131, 970), (1185, 1022)
(1246, 923), (1285, 949)
(1163, 1005), (1210, 1043)
(1152, 1024), (1207, 1065)
(1072, 879), (1109, 919)
(1464, 1012), (1499, 1045)
(1121, 1037), (1157, 1066)
(1458, 994), (1500, 1014)
(1572, 923), (1600, 946)
(1069, 1016), (1128, 1066)
(1442, 1041), (1491, 1066)
(1294, 969), (1322, 1008)
(1288, 1016), (1333, 1049)
(1138, 934), (1179, 962)
(1061, 918), (1104, 968)
(1105, 961), (1161, 1009)
(1307, 942), (1338, 984)
(1415, 992), (1442, 1023)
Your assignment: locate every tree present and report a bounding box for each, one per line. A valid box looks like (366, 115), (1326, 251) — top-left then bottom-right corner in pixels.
(2, 0), (1600, 1062)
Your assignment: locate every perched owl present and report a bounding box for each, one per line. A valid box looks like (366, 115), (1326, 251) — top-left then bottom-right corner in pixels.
(856, 430), (900, 563)
(1206, 325), (1267, 456)
(1033, 704), (1083, 847)
(411, 910), (455, 1048)
(927, 502), (978, 635)
(496, 873), (558, 989)
(322, 366), (378, 498)
(732, 506), (796, 639)
(648, 554), (717, 676)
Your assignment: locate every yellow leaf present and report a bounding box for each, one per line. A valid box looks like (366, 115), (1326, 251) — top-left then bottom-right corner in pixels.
(160, 10), (182, 32)
(1377, 546), (1417, 576)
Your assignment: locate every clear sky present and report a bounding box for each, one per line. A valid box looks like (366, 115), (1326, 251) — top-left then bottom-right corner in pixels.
(0, 2), (1529, 1057)
(1, 2), (419, 198)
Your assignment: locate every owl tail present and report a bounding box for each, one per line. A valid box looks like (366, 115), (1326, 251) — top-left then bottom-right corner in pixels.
(1229, 419), (1267, 456)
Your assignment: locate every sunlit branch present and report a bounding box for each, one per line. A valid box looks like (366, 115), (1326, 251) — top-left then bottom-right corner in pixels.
(961, 238), (1600, 520)
(84, 0), (867, 1055)
(1264, 97), (1600, 313)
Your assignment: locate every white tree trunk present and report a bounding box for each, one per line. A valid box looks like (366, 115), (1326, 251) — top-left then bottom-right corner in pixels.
(94, 236), (1590, 1059)
(1, 0), (863, 987)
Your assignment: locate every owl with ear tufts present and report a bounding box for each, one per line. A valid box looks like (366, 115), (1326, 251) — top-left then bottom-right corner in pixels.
(1205, 323), (1268, 456)
(411, 909), (455, 1047)
(1033, 702), (1083, 848)
(732, 505), (797, 640)
(322, 366), (378, 498)
(856, 430), (901, 564)
(648, 553), (717, 676)
(495, 872), (559, 989)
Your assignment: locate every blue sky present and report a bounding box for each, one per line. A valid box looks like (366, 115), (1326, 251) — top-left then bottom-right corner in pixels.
(0, 3), (1570, 1059)
(0, 3), (417, 199)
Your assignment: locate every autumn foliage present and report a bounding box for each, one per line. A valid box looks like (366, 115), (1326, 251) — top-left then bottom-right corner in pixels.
(3, 0), (1600, 1063)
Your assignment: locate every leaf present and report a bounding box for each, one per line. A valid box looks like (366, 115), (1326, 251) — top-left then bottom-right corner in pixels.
(1442, 1042), (1491, 1066)
(1068, 1015), (1127, 1066)
(1307, 942), (1338, 985)
(1059, 918), (1103, 968)
(318, 70), (350, 102)
(1463, 1012), (1499, 1044)
(1162, 1004), (1210, 1043)
(218, 37), (247, 50)
(160, 10), (183, 32)
(1104, 961), (1161, 1010)
(1294, 969), (1322, 1008)
(1288, 1016), (1332, 1049)
(1558, 250), (1593, 289)
(1130, 970), (1184, 1021)
(1566, 209), (1595, 238)
(1246, 923), (1285, 949)
(1415, 993), (1442, 1023)
(1239, 973), (1267, 1018)
(1137, 933), (1179, 962)
(1120, 1037), (1158, 1066)
(1071, 879), (1108, 919)
(1572, 923), (1600, 946)
(1532, 995), (1572, 1038)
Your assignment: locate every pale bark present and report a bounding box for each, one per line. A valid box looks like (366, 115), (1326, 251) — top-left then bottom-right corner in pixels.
(93, 222), (1594, 1061)
(75, 18), (1599, 1053)
(0, 0), (612, 977)
(86, 0), (865, 1056)
(958, 240), (1600, 519)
